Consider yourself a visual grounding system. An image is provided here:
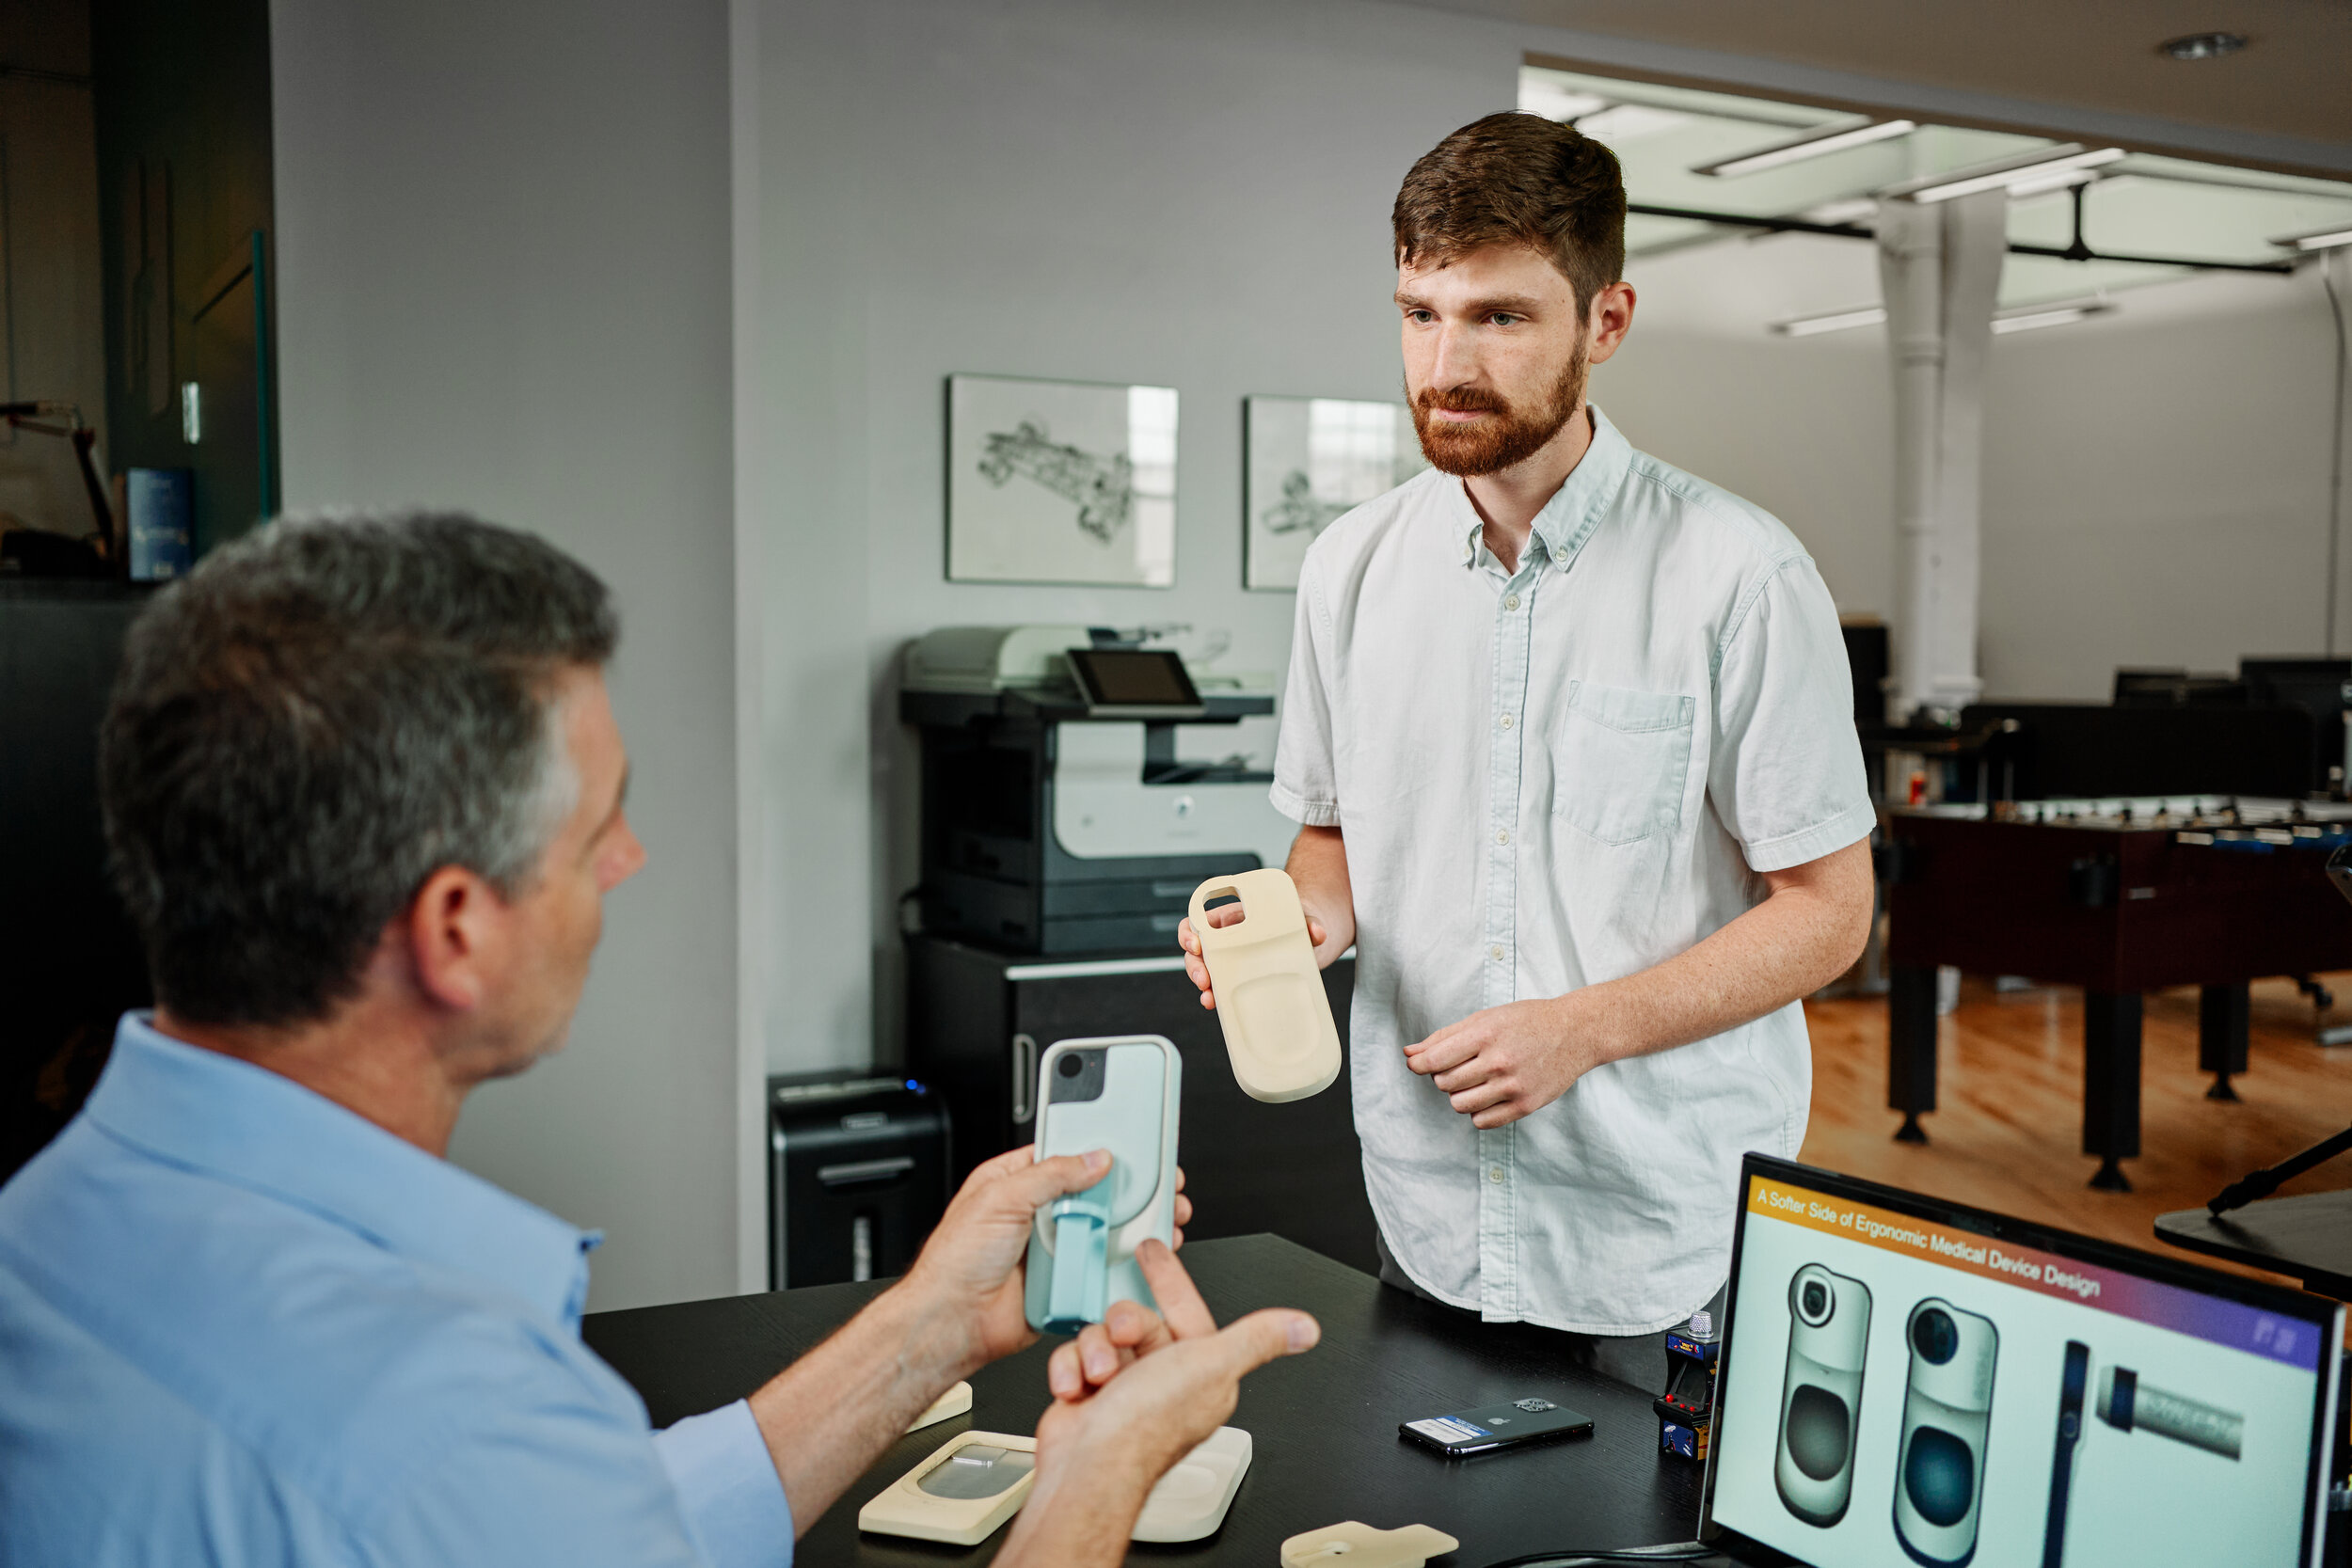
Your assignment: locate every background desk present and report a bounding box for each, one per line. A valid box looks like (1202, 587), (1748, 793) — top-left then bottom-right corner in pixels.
(2156, 1191), (2352, 1300)
(584, 1234), (1700, 1565)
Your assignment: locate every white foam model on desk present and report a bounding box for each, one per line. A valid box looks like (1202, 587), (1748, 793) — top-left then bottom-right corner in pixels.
(1279, 1520), (1460, 1567)
(855, 1431), (1037, 1545)
(1131, 1425), (1251, 1542)
(906, 1381), (972, 1432)
(1187, 868), (1343, 1102)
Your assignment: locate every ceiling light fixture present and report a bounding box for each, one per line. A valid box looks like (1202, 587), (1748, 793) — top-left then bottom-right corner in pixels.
(2272, 226), (2352, 253)
(1694, 119), (1915, 179)
(2159, 32), (2249, 60)
(1990, 299), (2116, 334)
(1770, 306), (1886, 338)
(1882, 144), (2126, 205)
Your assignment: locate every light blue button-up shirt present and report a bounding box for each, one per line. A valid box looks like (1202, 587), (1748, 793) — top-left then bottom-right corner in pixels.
(0, 1014), (793, 1567)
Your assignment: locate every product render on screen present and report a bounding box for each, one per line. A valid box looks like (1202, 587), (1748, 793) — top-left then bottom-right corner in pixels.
(1894, 1298), (2000, 1566)
(1776, 1263), (1873, 1527)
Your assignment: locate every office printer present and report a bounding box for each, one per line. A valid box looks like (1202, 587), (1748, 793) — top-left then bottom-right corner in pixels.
(901, 626), (1293, 954)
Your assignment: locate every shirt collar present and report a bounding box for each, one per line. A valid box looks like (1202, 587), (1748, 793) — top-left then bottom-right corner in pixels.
(84, 1013), (599, 1327)
(1453, 404), (1634, 570)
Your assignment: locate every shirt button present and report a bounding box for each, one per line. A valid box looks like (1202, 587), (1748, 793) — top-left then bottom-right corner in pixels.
(1503, 594), (1521, 611)
(1498, 713), (1514, 730)
(1495, 829), (1510, 846)
(1489, 944), (1505, 962)
(1489, 1165), (1506, 1184)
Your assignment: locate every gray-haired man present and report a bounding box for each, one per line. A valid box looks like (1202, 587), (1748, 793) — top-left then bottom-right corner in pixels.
(0, 513), (1314, 1567)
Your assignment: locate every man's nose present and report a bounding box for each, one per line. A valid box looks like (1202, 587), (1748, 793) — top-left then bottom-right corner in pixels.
(1428, 322), (1481, 389)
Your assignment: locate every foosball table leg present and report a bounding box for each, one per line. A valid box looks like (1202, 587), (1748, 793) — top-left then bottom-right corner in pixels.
(2083, 990), (2142, 1191)
(1888, 963), (1938, 1144)
(2199, 982), (2250, 1102)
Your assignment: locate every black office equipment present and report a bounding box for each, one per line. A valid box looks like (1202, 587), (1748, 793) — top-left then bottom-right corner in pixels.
(901, 628), (1290, 955)
(1, 581), (154, 1182)
(1838, 621), (1887, 728)
(768, 1074), (950, 1290)
(1963, 701), (2315, 800)
(2241, 657), (2352, 796)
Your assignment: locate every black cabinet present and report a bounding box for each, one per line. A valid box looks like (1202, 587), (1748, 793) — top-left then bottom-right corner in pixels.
(905, 935), (1377, 1276)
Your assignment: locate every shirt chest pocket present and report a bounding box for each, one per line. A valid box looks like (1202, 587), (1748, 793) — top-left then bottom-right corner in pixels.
(1549, 681), (1696, 846)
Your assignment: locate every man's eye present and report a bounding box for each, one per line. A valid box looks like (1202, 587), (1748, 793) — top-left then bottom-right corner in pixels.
(1488, 313), (1521, 326)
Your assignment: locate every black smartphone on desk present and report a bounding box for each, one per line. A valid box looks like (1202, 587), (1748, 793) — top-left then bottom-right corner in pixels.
(1401, 1396), (1594, 1456)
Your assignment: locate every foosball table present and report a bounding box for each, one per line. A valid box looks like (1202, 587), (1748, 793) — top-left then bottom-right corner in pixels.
(1884, 797), (2352, 1189)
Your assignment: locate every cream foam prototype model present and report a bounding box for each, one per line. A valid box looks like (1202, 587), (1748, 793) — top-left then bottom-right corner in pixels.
(856, 1431), (1037, 1545)
(1279, 1520), (1459, 1568)
(906, 1381), (971, 1432)
(1131, 1425), (1251, 1542)
(1187, 868), (1343, 1102)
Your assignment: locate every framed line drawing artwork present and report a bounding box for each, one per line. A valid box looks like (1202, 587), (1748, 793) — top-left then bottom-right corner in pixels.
(946, 373), (1178, 587)
(1243, 395), (1427, 591)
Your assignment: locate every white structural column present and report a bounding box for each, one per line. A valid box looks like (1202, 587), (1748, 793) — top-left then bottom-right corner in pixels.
(1877, 189), (2008, 720)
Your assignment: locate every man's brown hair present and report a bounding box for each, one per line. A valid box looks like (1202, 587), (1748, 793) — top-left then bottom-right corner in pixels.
(1392, 112), (1627, 315)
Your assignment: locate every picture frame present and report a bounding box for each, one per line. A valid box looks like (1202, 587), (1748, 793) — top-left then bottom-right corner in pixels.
(1242, 395), (1426, 591)
(946, 372), (1178, 587)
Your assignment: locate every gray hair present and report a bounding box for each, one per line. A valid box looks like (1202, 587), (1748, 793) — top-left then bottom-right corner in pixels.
(99, 510), (619, 1027)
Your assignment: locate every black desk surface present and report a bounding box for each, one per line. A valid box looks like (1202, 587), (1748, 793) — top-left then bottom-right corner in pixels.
(2156, 1190), (2352, 1300)
(583, 1235), (1702, 1565)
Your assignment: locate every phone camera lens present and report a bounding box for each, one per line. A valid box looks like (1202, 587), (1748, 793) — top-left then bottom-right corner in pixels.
(1801, 1280), (1830, 1322)
(1913, 1307), (1959, 1365)
(1057, 1053), (1084, 1079)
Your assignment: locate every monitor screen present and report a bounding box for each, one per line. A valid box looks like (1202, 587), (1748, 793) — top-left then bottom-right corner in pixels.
(1066, 647), (1200, 708)
(1705, 1157), (2340, 1568)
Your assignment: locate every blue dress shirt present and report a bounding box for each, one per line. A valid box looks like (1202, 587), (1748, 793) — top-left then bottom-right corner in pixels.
(0, 1015), (793, 1567)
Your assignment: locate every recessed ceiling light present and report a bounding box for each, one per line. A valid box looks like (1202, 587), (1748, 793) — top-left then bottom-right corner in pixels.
(1694, 119), (1915, 179)
(1769, 306), (1886, 338)
(2159, 32), (2249, 60)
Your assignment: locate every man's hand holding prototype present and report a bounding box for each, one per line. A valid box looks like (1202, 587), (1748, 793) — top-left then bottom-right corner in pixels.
(998, 1241), (1320, 1567)
(744, 1145), (1192, 1534)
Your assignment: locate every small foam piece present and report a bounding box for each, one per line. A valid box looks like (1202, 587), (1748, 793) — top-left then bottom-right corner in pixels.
(1279, 1520), (1460, 1567)
(1131, 1426), (1251, 1543)
(1188, 868), (1343, 1102)
(857, 1430), (1038, 1546)
(906, 1381), (972, 1433)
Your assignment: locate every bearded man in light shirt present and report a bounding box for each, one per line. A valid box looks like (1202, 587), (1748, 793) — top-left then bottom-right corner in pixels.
(1182, 112), (1875, 1379)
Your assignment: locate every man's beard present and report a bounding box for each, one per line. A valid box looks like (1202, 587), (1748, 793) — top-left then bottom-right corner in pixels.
(1410, 334), (1589, 478)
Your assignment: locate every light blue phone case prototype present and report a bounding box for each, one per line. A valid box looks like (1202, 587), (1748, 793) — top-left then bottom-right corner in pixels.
(1024, 1035), (1182, 1333)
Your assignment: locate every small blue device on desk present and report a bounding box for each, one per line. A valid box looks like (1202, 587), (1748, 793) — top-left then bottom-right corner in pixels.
(1024, 1035), (1181, 1332)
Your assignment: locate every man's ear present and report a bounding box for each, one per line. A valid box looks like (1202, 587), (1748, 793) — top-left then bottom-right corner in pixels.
(405, 864), (501, 1012)
(1587, 278), (1637, 366)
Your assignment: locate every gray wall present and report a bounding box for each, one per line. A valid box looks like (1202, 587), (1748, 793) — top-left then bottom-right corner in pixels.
(269, 0), (757, 1310)
(751, 0), (2352, 1078)
(749, 0), (1531, 1074)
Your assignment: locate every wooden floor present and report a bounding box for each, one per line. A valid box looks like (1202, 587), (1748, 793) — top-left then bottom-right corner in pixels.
(1799, 973), (2352, 1295)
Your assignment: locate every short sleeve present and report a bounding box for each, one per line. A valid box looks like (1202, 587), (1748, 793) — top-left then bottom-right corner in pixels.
(1270, 555), (1341, 827)
(1706, 557), (1874, 873)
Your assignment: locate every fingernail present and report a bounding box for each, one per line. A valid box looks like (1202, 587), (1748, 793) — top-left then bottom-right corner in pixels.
(1084, 1148), (1110, 1170)
(1288, 1315), (1320, 1352)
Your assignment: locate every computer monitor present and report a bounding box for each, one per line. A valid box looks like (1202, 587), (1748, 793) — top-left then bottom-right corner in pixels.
(1702, 1155), (2343, 1568)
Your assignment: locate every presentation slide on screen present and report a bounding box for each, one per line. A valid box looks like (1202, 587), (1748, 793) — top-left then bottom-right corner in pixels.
(1709, 1175), (2330, 1568)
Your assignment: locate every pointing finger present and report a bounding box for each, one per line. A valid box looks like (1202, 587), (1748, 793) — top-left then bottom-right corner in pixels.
(1134, 1238), (1218, 1339)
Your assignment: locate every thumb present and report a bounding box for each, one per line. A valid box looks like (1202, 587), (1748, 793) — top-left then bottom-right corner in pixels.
(1205, 1307), (1320, 1381)
(1009, 1148), (1112, 1213)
